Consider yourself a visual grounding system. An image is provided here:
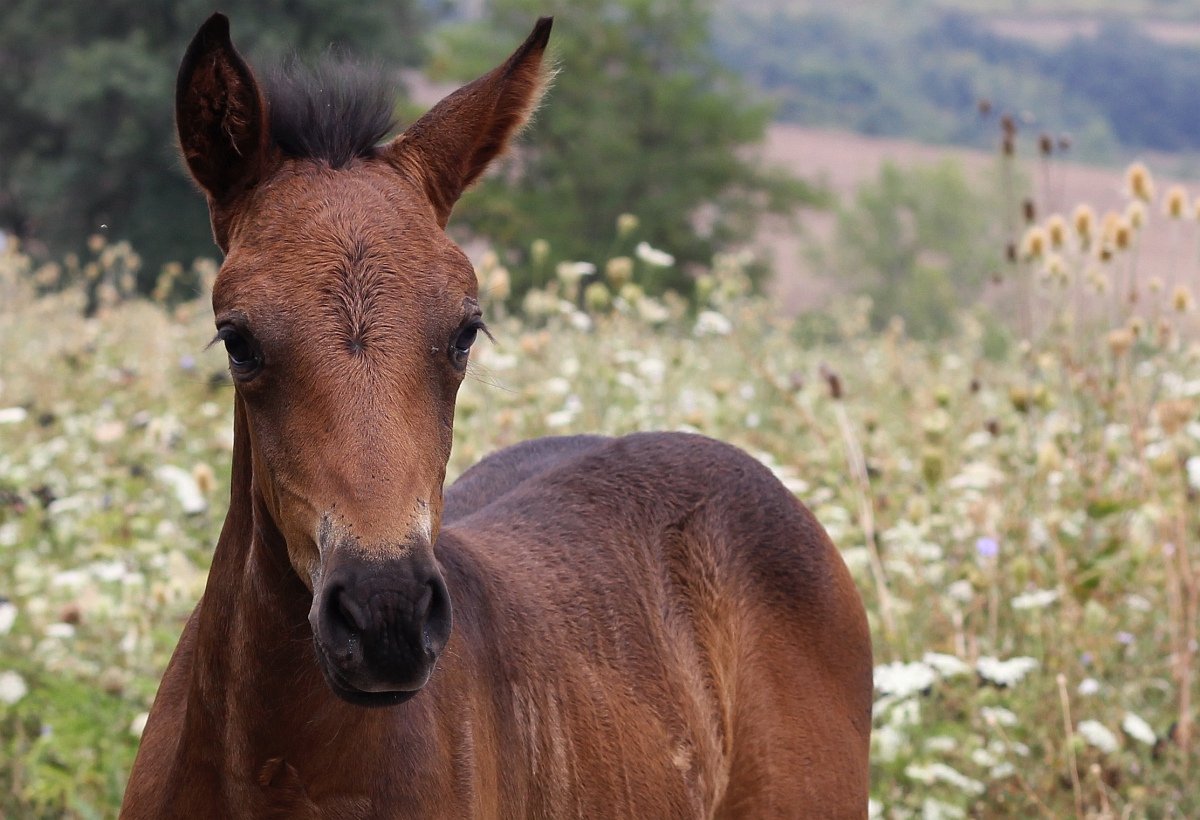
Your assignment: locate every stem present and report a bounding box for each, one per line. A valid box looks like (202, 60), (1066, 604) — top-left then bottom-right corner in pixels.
(1176, 495), (1196, 760)
(832, 399), (898, 645)
(1057, 672), (1085, 820)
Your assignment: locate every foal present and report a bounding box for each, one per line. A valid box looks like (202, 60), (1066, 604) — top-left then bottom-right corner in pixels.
(121, 14), (873, 819)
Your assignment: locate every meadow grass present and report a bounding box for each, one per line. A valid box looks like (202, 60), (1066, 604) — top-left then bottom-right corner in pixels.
(1, 228), (1199, 818)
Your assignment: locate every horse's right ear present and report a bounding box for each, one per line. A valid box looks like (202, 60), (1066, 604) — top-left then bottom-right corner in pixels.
(176, 14), (268, 208)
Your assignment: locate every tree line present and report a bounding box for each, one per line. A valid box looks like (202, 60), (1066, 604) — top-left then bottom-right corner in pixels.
(1, 0), (815, 300)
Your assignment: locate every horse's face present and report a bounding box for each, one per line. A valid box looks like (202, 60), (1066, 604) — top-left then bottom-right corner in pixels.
(177, 14), (551, 706)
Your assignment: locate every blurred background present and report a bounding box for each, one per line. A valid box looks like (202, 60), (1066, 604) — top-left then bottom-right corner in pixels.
(4, 2), (1200, 817)
(6, 0), (1200, 332)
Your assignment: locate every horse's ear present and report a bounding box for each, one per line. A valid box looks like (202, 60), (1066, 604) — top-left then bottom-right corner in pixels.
(387, 17), (553, 228)
(176, 14), (269, 207)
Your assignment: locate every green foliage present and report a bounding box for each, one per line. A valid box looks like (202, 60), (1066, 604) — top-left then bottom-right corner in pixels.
(430, 0), (824, 298)
(0, 0), (424, 280)
(832, 160), (1002, 339)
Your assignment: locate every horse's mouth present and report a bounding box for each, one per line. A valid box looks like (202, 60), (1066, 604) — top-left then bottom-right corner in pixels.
(312, 640), (428, 708)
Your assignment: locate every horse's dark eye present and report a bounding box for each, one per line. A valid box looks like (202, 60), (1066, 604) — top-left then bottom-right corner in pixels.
(223, 334), (256, 369)
(450, 325), (479, 368)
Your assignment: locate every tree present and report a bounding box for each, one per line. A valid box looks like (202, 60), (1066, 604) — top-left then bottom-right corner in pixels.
(833, 160), (1001, 339)
(0, 0), (424, 283)
(429, 0), (821, 297)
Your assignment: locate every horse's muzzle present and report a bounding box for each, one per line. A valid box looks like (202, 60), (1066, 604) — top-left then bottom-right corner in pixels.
(309, 545), (452, 707)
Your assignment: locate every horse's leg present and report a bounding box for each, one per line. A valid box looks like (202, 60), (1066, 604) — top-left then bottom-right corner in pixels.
(714, 610), (872, 819)
(691, 518), (872, 819)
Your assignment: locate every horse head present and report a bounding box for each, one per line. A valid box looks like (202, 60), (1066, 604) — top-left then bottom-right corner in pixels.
(175, 13), (552, 706)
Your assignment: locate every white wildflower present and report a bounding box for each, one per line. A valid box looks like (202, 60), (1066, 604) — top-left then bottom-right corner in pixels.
(971, 748), (998, 767)
(635, 297), (670, 324)
(156, 464), (207, 515)
(924, 736), (957, 753)
(874, 724), (908, 762)
(0, 522), (17, 547)
(555, 261), (595, 285)
(1187, 456), (1200, 490)
(946, 579), (975, 604)
(569, 311), (592, 332)
(693, 310), (732, 336)
(0, 671), (27, 705)
(0, 407), (27, 424)
(1011, 588), (1059, 610)
(868, 798), (883, 820)
(948, 461), (1005, 490)
(922, 797), (966, 819)
(980, 706), (1019, 726)
(1122, 712), (1156, 745)
(905, 762), (986, 795)
(545, 410), (575, 428)
(1125, 594), (1153, 612)
(990, 762), (1016, 779)
(1078, 678), (1101, 696)
(130, 712), (149, 737)
(1077, 719), (1119, 753)
(44, 623), (75, 639)
(923, 652), (971, 678)
(0, 600), (16, 635)
(635, 241), (674, 267)
(874, 661), (937, 698)
(543, 377), (571, 396)
(976, 656), (1038, 686)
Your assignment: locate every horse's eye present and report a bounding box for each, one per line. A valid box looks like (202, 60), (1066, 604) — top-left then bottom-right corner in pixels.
(450, 324), (480, 369)
(223, 333), (257, 369)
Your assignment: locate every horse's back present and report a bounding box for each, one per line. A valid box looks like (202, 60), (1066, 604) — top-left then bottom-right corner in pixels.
(442, 432), (872, 818)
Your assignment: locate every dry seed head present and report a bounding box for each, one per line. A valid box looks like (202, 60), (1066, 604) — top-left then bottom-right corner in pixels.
(1165, 185), (1188, 219)
(1129, 315), (1146, 338)
(1148, 276), (1163, 295)
(1072, 204), (1095, 242)
(1174, 284), (1195, 313)
(1125, 200), (1148, 231)
(1045, 253), (1069, 286)
(1155, 398), (1196, 435)
(1107, 328), (1134, 357)
(1021, 225), (1047, 260)
(1156, 317), (1174, 349)
(192, 463), (216, 496)
(488, 267), (511, 301)
(605, 256), (634, 288)
(1046, 214), (1068, 249)
(1039, 133), (1053, 156)
(1091, 271), (1109, 294)
(1126, 161), (1155, 202)
(1113, 219), (1132, 251)
(1022, 198), (1037, 224)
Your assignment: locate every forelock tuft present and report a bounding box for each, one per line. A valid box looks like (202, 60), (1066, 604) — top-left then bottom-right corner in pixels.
(263, 54), (398, 169)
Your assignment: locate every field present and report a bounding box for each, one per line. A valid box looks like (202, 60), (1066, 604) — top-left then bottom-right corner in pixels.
(2, 220), (1200, 818)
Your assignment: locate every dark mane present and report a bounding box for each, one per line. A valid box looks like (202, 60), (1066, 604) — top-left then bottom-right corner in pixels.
(263, 55), (398, 169)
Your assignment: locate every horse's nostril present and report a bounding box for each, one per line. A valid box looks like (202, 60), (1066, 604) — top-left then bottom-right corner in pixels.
(422, 577), (452, 656)
(327, 586), (364, 639)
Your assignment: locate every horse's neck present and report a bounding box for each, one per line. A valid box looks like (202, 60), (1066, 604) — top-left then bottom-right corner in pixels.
(168, 398), (352, 809)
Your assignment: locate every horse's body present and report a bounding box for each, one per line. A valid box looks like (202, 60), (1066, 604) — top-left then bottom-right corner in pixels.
(121, 15), (872, 819)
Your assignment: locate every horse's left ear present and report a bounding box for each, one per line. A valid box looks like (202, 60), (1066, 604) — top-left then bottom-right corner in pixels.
(387, 17), (553, 228)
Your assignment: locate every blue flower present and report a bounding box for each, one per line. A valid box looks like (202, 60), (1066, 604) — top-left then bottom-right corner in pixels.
(976, 537), (1000, 558)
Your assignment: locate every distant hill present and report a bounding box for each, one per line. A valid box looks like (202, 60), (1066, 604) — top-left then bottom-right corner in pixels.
(714, 6), (1200, 163)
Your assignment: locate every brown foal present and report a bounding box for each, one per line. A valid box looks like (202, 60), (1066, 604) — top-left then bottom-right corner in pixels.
(120, 14), (873, 819)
